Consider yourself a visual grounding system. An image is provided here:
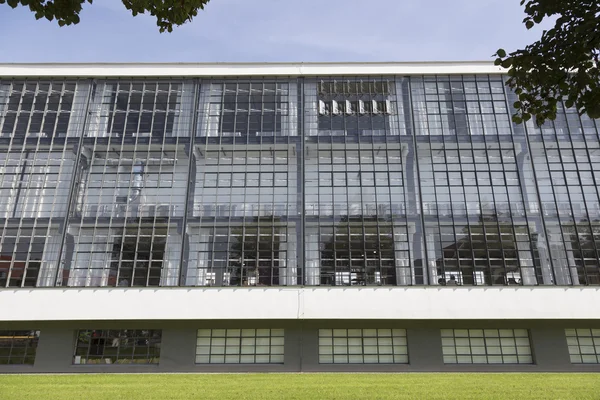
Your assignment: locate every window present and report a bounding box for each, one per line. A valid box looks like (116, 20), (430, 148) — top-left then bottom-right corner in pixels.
(441, 329), (533, 364)
(73, 330), (161, 365)
(64, 144), (188, 288)
(411, 75), (510, 136)
(318, 328), (408, 364)
(0, 227), (58, 288)
(87, 81), (189, 137)
(187, 224), (288, 287)
(0, 330), (40, 365)
(201, 81), (292, 137)
(194, 147), (296, 219)
(195, 329), (284, 364)
(315, 220), (407, 286)
(0, 151), (74, 219)
(566, 329), (600, 364)
(315, 78), (398, 136)
(67, 227), (168, 287)
(0, 81), (80, 138)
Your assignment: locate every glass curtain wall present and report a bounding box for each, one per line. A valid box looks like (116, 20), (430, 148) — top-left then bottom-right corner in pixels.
(0, 79), (89, 288)
(303, 76), (421, 286)
(522, 94), (600, 285)
(0, 73), (600, 288)
(60, 80), (194, 287)
(185, 79), (300, 286)
(412, 75), (543, 286)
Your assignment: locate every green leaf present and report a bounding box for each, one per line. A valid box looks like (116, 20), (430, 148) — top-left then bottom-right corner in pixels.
(512, 115), (523, 124)
(496, 49), (507, 58)
(525, 20), (534, 29)
(513, 101), (522, 109)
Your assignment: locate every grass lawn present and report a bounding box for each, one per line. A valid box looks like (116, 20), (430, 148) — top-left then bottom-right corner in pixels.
(0, 373), (599, 400)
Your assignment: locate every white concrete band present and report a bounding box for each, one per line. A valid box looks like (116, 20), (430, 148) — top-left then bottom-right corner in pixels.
(1, 287), (598, 321)
(0, 62), (506, 78)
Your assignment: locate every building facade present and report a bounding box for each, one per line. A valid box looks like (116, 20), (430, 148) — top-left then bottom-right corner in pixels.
(0, 62), (599, 372)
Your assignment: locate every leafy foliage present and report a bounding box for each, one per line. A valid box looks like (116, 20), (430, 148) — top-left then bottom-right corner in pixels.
(0, 0), (210, 32)
(495, 1), (600, 125)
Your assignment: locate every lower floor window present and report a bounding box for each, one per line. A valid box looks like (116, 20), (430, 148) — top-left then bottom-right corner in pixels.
(318, 328), (408, 364)
(73, 330), (161, 365)
(566, 329), (600, 364)
(441, 329), (532, 364)
(195, 329), (284, 364)
(0, 330), (40, 365)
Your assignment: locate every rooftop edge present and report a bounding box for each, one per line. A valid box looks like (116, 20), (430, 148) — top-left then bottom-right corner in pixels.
(0, 61), (506, 78)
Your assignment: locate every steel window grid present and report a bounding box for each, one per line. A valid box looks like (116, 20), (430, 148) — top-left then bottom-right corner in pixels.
(195, 328), (284, 364)
(189, 224), (289, 287)
(64, 139), (188, 287)
(0, 81), (78, 138)
(416, 133), (540, 286)
(193, 146), (296, 218)
(565, 328), (600, 364)
(441, 328), (533, 364)
(526, 130), (600, 285)
(100, 81), (182, 137)
(411, 75), (510, 137)
(318, 328), (408, 364)
(315, 77), (399, 137)
(0, 76), (599, 288)
(73, 329), (161, 365)
(0, 330), (40, 365)
(200, 80), (290, 137)
(304, 139), (412, 285)
(189, 141), (297, 287)
(0, 131), (76, 288)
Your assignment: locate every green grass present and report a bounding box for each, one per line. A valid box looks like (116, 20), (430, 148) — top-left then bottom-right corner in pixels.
(0, 373), (599, 400)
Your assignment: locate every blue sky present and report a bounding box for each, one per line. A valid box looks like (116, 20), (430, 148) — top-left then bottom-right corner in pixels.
(0, 0), (550, 62)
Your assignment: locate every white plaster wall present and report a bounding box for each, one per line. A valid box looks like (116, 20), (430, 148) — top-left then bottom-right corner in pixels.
(1, 287), (599, 321)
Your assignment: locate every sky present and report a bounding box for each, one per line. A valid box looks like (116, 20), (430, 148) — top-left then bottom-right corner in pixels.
(0, 0), (551, 63)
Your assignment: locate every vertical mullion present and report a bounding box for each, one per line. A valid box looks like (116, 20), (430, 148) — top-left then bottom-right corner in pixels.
(53, 82), (65, 137)
(146, 225), (154, 287)
(132, 219), (142, 286)
(177, 79), (199, 286)
(542, 135), (572, 284)
(107, 83), (117, 135)
(38, 82), (50, 137)
(9, 82), (22, 138)
(150, 82), (159, 135)
(53, 80), (93, 287)
(135, 82), (143, 135)
(408, 76), (432, 285)
(23, 83), (36, 137)
(125, 83), (133, 137)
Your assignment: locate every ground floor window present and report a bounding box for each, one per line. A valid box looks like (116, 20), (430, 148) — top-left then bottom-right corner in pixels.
(0, 330), (40, 365)
(73, 330), (161, 365)
(195, 329), (284, 364)
(318, 328), (408, 364)
(441, 329), (532, 364)
(566, 329), (600, 364)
